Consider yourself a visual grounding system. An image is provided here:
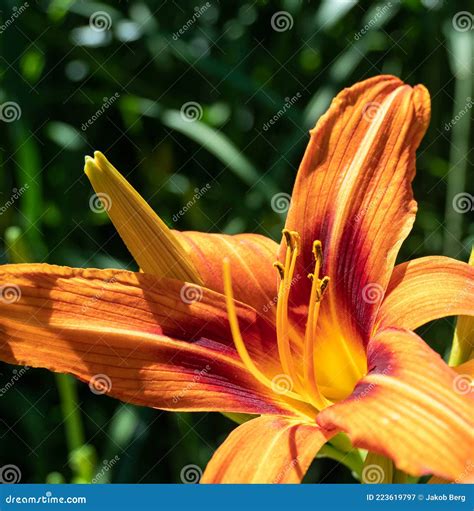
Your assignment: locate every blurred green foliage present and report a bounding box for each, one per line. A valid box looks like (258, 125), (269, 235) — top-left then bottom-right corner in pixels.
(0, 0), (472, 483)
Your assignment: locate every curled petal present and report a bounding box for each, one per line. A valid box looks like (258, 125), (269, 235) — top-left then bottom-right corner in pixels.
(377, 256), (474, 332)
(317, 328), (474, 481)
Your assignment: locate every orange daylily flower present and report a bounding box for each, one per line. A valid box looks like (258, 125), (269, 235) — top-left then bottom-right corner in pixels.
(1, 75), (473, 484)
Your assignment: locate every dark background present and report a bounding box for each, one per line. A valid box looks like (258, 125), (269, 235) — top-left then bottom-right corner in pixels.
(0, 0), (472, 483)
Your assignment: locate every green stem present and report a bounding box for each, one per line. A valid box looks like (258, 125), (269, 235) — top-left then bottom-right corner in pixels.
(443, 29), (473, 256)
(448, 248), (474, 366)
(55, 373), (85, 453)
(55, 374), (98, 483)
(449, 319), (474, 366)
(5, 227), (31, 263)
(221, 412), (255, 424)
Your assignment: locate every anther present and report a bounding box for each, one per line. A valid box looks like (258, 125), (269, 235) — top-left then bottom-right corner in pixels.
(319, 276), (330, 297)
(312, 240), (323, 260)
(273, 262), (285, 280)
(282, 228), (292, 246)
(282, 229), (300, 251)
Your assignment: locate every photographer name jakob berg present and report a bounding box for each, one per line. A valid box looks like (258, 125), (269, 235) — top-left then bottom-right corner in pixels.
(426, 494), (466, 503)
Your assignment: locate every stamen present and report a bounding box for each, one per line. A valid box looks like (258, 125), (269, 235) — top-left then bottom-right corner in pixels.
(273, 262), (285, 280)
(303, 241), (332, 409)
(222, 259), (307, 404)
(319, 276), (330, 298)
(282, 229), (298, 251)
(313, 240), (323, 261)
(275, 230), (304, 393)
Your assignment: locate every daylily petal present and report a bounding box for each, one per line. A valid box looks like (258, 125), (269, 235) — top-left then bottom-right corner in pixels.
(454, 359), (474, 378)
(317, 328), (474, 481)
(177, 231), (278, 317)
(428, 468), (474, 484)
(452, 360), (474, 397)
(377, 256), (474, 332)
(283, 75), (430, 346)
(84, 151), (202, 283)
(201, 415), (332, 483)
(0, 264), (305, 417)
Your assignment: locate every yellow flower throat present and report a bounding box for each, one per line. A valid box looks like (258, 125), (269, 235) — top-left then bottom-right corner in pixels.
(223, 229), (339, 413)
